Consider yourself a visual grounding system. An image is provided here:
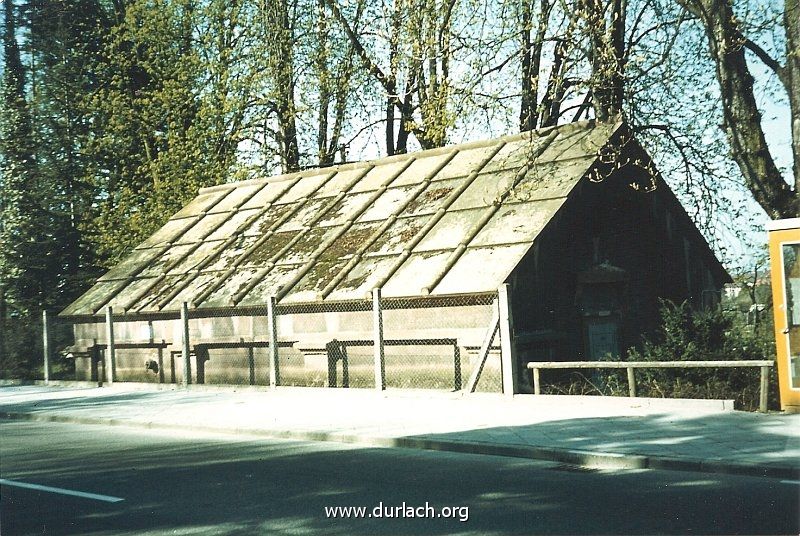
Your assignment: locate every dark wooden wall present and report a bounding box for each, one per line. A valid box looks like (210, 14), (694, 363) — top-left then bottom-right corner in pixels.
(510, 145), (729, 364)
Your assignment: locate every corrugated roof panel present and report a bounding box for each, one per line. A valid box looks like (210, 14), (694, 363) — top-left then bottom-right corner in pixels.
(279, 226), (341, 265)
(481, 137), (539, 174)
(162, 271), (227, 309)
(166, 240), (227, 275)
(176, 212), (231, 244)
(207, 183), (264, 213)
(129, 275), (184, 312)
(447, 169), (518, 211)
(60, 280), (129, 316)
(431, 143), (499, 181)
(470, 199), (564, 247)
(365, 216), (429, 256)
(319, 221), (382, 261)
(138, 244), (196, 278)
(204, 233), (263, 271)
(242, 204), (296, 236)
(356, 185), (418, 223)
(172, 189), (231, 219)
(237, 265), (304, 306)
(414, 208), (491, 252)
(326, 255), (398, 300)
(104, 277), (159, 312)
(316, 192), (374, 227)
(400, 178), (463, 217)
(275, 198), (330, 232)
(391, 152), (455, 186)
(349, 160), (410, 193)
(136, 216), (200, 249)
(433, 243), (532, 295)
(504, 157), (595, 202)
(530, 126), (592, 162)
(277, 172), (332, 204)
(238, 231), (298, 269)
(206, 208), (261, 241)
(315, 167), (370, 197)
(381, 251), (453, 297)
(282, 258), (351, 303)
(98, 247), (165, 282)
(240, 178), (297, 210)
(61, 121), (627, 317)
(537, 122), (614, 162)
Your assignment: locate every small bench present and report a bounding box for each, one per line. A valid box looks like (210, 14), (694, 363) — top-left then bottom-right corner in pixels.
(65, 340), (171, 382)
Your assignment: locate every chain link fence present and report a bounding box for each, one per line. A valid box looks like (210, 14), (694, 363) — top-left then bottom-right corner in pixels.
(36, 289), (505, 393)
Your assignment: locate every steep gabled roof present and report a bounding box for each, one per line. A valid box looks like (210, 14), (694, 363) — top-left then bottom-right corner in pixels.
(61, 120), (623, 317)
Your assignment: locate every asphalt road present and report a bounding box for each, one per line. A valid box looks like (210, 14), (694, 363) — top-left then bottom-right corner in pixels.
(0, 420), (798, 535)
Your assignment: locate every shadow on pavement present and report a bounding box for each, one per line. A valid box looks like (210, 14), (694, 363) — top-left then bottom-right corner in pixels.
(1, 419), (799, 536)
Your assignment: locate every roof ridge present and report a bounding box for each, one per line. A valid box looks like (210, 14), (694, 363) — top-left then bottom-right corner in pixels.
(197, 119), (615, 195)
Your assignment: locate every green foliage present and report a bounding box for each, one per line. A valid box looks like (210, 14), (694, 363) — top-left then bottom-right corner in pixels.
(625, 300), (778, 411)
(86, 0), (237, 265)
(541, 301), (778, 411)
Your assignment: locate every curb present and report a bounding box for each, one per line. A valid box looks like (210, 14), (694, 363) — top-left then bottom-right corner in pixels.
(2, 410), (797, 481)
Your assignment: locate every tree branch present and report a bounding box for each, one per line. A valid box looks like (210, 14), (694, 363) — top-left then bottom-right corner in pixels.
(742, 38), (787, 88)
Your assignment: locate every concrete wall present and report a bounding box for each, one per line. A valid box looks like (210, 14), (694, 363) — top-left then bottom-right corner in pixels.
(69, 303), (500, 390)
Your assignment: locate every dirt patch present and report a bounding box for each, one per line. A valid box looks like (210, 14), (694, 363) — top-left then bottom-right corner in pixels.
(322, 225), (378, 261)
(245, 231), (296, 265)
(255, 204), (293, 234)
(297, 260), (347, 292)
(398, 222), (423, 242)
(404, 186), (454, 214)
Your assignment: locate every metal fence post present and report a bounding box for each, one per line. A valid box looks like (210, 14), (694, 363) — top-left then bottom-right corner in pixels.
(181, 302), (191, 386)
(42, 310), (50, 384)
(498, 284), (518, 396)
(372, 288), (386, 391)
(104, 306), (115, 385)
(267, 295), (280, 388)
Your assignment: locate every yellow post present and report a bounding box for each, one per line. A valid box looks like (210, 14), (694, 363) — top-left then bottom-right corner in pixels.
(767, 218), (800, 412)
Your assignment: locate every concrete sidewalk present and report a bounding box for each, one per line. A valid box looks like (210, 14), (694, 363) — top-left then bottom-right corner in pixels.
(1, 383), (798, 480)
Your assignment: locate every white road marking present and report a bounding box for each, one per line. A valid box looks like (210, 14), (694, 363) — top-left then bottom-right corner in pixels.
(0, 478), (124, 503)
(779, 480), (800, 486)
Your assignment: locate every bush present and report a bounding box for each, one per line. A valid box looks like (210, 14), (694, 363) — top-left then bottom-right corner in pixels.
(0, 314), (75, 380)
(625, 300), (777, 411)
(539, 301), (778, 411)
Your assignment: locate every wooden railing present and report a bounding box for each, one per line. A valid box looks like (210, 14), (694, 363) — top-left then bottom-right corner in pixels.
(525, 360), (775, 412)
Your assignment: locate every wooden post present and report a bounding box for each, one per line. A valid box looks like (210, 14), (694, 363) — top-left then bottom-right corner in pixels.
(465, 307), (499, 393)
(104, 306), (115, 385)
(42, 310), (50, 384)
(0, 285), (6, 371)
(180, 302), (191, 386)
(759, 365), (769, 413)
(453, 344), (462, 391)
(372, 288), (386, 391)
(498, 284), (518, 396)
(532, 367), (541, 395)
(627, 367), (637, 397)
(267, 296), (280, 387)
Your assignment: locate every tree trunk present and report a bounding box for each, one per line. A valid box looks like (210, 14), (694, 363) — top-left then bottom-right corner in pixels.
(0, 285), (6, 366)
(266, 0), (300, 172)
(785, 0), (800, 197)
(679, 0), (798, 218)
